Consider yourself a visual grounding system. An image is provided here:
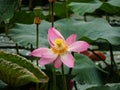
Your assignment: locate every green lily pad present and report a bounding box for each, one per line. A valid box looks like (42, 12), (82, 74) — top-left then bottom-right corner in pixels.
(100, 2), (120, 14)
(69, 1), (102, 15)
(8, 18), (120, 48)
(8, 20), (51, 48)
(10, 11), (35, 24)
(107, 0), (120, 7)
(69, 0), (120, 15)
(55, 18), (120, 45)
(72, 54), (103, 84)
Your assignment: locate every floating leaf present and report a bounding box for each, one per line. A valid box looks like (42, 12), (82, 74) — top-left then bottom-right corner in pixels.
(107, 0), (120, 7)
(8, 18), (120, 48)
(10, 11), (35, 24)
(0, 51), (48, 87)
(10, 10), (47, 24)
(55, 18), (120, 45)
(8, 20), (51, 48)
(72, 54), (103, 84)
(69, 1), (102, 15)
(100, 2), (120, 14)
(69, 0), (120, 15)
(54, 2), (66, 18)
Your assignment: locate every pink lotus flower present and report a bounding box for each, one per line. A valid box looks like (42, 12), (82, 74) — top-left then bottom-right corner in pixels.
(30, 27), (90, 68)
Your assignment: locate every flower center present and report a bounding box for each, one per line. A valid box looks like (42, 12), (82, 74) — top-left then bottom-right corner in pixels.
(52, 38), (68, 54)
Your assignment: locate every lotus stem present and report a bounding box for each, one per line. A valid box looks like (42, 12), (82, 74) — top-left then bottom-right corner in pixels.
(36, 24), (39, 49)
(109, 44), (117, 71)
(61, 64), (67, 90)
(53, 67), (57, 90)
(49, 2), (54, 27)
(65, 0), (68, 18)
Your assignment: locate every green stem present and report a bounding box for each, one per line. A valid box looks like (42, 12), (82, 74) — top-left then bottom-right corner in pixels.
(5, 23), (9, 36)
(36, 24), (39, 48)
(30, 44), (34, 62)
(29, 0), (34, 10)
(109, 44), (117, 71)
(68, 52), (74, 90)
(15, 43), (19, 54)
(84, 14), (87, 22)
(49, 2), (54, 27)
(17, 0), (22, 11)
(30, 44), (34, 52)
(68, 68), (72, 75)
(105, 14), (110, 23)
(68, 68), (72, 90)
(65, 0), (68, 18)
(36, 83), (39, 90)
(36, 24), (39, 66)
(53, 67), (57, 90)
(61, 64), (67, 90)
(36, 24), (39, 90)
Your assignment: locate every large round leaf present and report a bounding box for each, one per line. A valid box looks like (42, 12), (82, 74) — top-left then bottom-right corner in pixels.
(107, 0), (120, 7)
(100, 2), (120, 14)
(8, 20), (51, 48)
(10, 11), (35, 24)
(72, 54), (104, 84)
(10, 10), (48, 24)
(69, 0), (120, 15)
(0, 51), (48, 87)
(55, 53), (105, 85)
(8, 18), (120, 48)
(55, 18), (120, 45)
(54, 2), (66, 18)
(69, 1), (102, 15)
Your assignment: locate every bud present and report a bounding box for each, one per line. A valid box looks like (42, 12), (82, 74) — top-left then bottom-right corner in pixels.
(88, 51), (106, 61)
(81, 51), (106, 61)
(34, 17), (41, 24)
